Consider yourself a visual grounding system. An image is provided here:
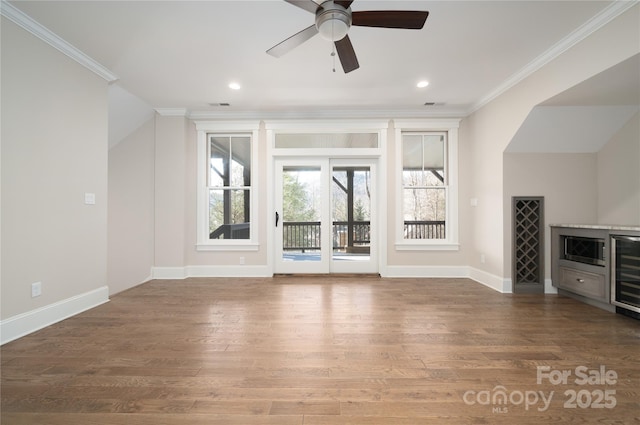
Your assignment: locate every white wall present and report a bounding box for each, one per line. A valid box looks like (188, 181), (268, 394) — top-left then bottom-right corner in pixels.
(1, 19), (108, 322)
(108, 118), (155, 294)
(597, 112), (640, 225)
(462, 5), (640, 281)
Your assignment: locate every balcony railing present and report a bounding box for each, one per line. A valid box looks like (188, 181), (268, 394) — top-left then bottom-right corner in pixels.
(210, 223), (250, 239)
(404, 220), (446, 239)
(282, 221), (322, 251)
(281, 220), (445, 251)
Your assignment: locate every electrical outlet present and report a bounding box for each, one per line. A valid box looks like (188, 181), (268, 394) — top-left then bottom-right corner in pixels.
(31, 281), (42, 298)
(239, 256), (245, 265)
(480, 254), (486, 264)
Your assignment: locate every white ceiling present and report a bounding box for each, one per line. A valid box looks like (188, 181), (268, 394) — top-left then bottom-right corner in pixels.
(6, 0), (629, 118)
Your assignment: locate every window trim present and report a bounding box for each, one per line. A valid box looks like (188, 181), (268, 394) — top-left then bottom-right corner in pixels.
(195, 121), (260, 251)
(394, 119), (460, 251)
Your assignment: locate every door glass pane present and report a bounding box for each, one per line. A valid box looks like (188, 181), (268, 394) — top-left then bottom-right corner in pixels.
(282, 166), (321, 262)
(332, 166), (371, 261)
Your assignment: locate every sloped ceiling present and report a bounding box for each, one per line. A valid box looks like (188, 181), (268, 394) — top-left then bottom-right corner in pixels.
(108, 85), (154, 149)
(506, 54), (640, 153)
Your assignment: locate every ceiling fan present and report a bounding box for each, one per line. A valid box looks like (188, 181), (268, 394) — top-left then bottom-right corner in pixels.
(267, 0), (429, 73)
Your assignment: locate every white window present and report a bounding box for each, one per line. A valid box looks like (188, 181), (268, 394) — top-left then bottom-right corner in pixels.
(195, 121), (259, 251)
(395, 120), (459, 250)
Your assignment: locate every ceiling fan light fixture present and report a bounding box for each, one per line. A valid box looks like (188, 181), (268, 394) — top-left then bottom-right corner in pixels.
(316, 4), (351, 41)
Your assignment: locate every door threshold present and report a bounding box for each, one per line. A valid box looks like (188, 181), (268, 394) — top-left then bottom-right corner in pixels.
(273, 273), (381, 278)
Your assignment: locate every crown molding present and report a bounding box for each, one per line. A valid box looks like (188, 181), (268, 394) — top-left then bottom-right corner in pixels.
(468, 0), (639, 115)
(188, 107), (467, 121)
(1, 0), (118, 82)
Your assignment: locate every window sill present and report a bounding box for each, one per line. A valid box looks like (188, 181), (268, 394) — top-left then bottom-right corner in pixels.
(196, 243), (259, 252)
(395, 242), (460, 251)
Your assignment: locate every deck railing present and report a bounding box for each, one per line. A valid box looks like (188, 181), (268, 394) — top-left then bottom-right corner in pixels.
(281, 220), (445, 251)
(404, 220), (446, 239)
(282, 221), (322, 251)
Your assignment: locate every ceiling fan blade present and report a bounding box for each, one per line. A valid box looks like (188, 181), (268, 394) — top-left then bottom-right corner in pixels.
(335, 35), (359, 73)
(352, 10), (429, 29)
(284, 0), (320, 14)
(334, 0), (354, 8)
(267, 24), (319, 58)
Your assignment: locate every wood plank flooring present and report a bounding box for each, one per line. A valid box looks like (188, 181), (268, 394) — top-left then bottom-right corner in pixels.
(2, 276), (639, 424)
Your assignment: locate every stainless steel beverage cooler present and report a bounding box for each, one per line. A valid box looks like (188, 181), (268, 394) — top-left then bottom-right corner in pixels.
(611, 236), (640, 315)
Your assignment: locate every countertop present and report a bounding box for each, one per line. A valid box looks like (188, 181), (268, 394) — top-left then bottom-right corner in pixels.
(550, 224), (640, 231)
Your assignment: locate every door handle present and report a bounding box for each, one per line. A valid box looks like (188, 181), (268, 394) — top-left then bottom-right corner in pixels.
(275, 211), (279, 227)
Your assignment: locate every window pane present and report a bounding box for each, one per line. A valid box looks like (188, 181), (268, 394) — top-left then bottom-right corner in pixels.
(275, 133), (378, 149)
(403, 188), (446, 239)
(402, 134), (445, 187)
(424, 169), (445, 187)
(230, 136), (251, 187)
(403, 134), (423, 184)
(209, 137), (230, 187)
(209, 189), (250, 239)
(422, 134), (444, 169)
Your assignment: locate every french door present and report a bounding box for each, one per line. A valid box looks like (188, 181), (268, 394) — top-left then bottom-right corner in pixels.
(274, 157), (377, 274)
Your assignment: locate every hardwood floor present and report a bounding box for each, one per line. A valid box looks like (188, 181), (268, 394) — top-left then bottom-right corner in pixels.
(2, 276), (639, 424)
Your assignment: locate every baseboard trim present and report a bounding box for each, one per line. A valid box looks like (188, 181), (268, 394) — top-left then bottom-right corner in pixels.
(150, 265), (554, 295)
(383, 265), (469, 279)
(151, 267), (188, 279)
(1, 286), (109, 345)
(545, 278), (558, 294)
(188, 265), (271, 277)
(152, 265), (271, 279)
(382, 265), (511, 294)
(469, 267), (511, 293)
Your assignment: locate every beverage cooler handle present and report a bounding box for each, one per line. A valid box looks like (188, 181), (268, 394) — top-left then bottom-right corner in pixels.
(614, 236), (640, 242)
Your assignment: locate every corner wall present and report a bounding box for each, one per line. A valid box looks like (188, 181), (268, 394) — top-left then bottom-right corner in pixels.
(108, 118), (155, 294)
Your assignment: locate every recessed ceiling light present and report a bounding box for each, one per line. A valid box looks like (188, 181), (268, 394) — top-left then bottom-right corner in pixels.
(417, 80), (429, 88)
(228, 82), (241, 90)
